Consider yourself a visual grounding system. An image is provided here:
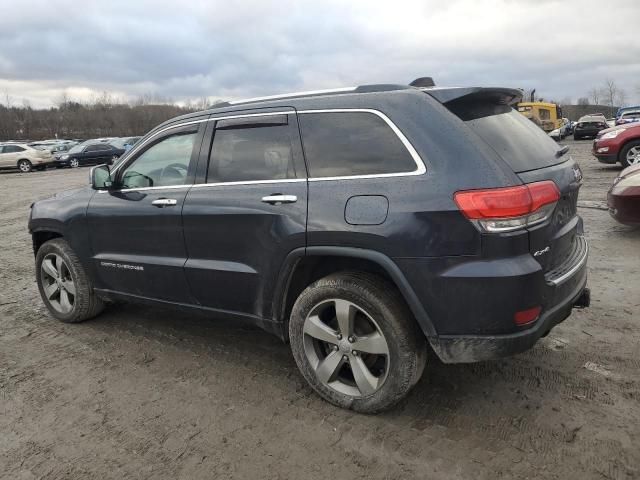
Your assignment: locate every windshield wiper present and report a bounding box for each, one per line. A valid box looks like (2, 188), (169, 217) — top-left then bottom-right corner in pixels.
(555, 145), (570, 158)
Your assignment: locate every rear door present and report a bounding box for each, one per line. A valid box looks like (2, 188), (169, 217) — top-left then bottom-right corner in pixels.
(87, 122), (206, 301)
(182, 109), (307, 320)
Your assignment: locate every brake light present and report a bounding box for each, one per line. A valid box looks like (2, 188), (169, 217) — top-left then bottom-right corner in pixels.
(454, 181), (560, 232)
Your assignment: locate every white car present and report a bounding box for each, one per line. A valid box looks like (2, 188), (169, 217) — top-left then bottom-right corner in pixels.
(0, 143), (54, 172)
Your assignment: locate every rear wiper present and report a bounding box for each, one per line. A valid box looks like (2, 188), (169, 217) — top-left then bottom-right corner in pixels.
(555, 145), (570, 158)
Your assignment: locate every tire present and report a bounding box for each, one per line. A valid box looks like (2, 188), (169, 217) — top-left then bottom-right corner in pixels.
(17, 159), (32, 173)
(69, 158), (79, 168)
(619, 140), (640, 168)
(36, 238), (104, 323)
(110, 155), (119, 165)
(289, 272), (427, 413)
(573, 134), (581, 141)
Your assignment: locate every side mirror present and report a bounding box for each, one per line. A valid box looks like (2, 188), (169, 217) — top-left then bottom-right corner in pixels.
(90, 164), (113, 190)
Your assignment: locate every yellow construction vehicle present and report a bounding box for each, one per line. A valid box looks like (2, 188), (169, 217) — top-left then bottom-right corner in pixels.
(516, 101), (563, 132)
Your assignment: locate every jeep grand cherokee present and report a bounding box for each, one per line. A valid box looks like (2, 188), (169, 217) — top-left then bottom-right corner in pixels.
(29, 79), (590, 412)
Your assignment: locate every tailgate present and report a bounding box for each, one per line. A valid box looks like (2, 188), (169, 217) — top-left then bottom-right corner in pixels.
(518, 159), (583, 273)
(427, 87), (583, 273)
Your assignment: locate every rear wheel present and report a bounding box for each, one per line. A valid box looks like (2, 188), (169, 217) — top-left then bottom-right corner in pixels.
(17, 159), (32, 173)
(36, 238), (104, 323)
(289, 272), (426, 413)
(619, 140), (640, 168)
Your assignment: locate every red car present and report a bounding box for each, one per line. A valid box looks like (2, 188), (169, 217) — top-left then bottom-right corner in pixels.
(592, 122), (640, 168)
(608, 163), (640, 225)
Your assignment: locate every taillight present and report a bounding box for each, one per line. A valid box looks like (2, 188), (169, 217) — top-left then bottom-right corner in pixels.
(454, 181), (560, 233)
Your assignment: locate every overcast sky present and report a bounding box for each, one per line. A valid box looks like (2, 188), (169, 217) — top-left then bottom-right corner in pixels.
(1, 0), (639, 108)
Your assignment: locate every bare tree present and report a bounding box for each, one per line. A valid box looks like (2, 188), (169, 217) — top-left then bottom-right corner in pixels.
(603, 79), (619, 117)
(617, 89), (627, 108)
(588, 87), (602, 106)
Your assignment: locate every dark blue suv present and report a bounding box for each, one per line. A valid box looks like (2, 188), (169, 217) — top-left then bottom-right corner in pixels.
(29, 80), (590, 412)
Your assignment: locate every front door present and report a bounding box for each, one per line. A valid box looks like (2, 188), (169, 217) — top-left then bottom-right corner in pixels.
(0, 145), (21, 168)
(182, 110), (308, 320)
(87, 121), (206, 302)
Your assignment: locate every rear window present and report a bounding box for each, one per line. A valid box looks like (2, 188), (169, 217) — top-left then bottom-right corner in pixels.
(448, 101), (564, 173)
(298, 112), (417, 178)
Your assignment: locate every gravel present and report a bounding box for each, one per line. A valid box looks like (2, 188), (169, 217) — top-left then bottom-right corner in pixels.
(0, 139), (638, 479)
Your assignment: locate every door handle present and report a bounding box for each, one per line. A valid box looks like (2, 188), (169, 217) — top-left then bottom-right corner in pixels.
(261, 194), (297, 205)
(151, 198), (178, 207)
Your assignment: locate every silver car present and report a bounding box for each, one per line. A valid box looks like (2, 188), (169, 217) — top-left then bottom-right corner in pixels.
(0, 143), (54, 172)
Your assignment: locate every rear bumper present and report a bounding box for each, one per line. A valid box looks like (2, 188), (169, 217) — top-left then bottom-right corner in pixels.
(424, 236), (589, 363)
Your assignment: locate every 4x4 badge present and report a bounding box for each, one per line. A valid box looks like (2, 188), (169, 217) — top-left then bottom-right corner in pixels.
(533, 246), (550, 257)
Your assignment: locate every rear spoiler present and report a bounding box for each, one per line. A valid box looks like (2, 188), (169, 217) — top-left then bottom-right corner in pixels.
(422, 87), (522, 106)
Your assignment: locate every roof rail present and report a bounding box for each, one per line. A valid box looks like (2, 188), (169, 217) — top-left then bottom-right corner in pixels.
(227, 87), (357, 106)
(219, 83), (412, 108)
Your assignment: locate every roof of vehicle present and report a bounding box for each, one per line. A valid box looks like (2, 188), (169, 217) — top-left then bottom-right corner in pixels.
(153, 81), (522, 132)
(516, 101), (558, 108)
(578, 115), (606, 122)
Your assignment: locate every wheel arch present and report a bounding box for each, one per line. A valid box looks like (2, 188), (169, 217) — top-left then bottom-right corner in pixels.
(31, 229), (64, 256)
(617, 137), (640, 163)
(273, 246), (436, 340)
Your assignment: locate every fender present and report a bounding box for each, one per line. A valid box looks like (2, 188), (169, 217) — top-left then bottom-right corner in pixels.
(272, 246), (437, 337)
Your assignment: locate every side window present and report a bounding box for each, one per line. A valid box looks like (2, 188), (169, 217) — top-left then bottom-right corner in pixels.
(298, 112), (417, 178)
(207, 121), (297, 183)
(4, 145), (25, 153)
(538, 109), (551, 120)
(120, 131), (197, 189)
(85, 145), (100, 152)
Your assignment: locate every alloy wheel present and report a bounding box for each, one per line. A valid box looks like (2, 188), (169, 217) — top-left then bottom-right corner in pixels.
(70, 158), (79, 168)
(40, 253), (76, 314)
(18, 161), (31, 172)
(626, 146), (640, 166)
(302, 298), (390, 397)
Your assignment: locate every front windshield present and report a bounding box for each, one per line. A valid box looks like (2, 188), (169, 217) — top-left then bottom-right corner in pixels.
(68, 145), (84, 154)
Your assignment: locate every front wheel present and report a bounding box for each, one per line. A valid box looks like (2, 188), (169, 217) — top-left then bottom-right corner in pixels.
(69, 158), (79, 168)
(36, 238), (104, 323)
(17, 159), (32, 173)
(619, 140), (640, 168)
(289, 272), (427, 413)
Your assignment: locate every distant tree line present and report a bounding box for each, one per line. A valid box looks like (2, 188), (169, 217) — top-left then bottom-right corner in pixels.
(0, 93), (222, 142)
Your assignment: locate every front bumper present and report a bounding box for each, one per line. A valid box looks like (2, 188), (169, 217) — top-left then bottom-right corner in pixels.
(594, 153), (618, 164)
(428, 236), (589, 363)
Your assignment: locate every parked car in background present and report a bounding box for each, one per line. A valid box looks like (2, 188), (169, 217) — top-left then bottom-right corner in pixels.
(615, 110), (640, 126)
(574, 115), (608, 140)
(593, 122), (640, 168)
(616, 105), (640, 121)
(607, 163), (640, 225)
(0, 143), (54, 172)
(109, 136), (141, 152)
(54, 142), (122, 168)
(606, 118), (616, 128)
(49, 143), (76, 155)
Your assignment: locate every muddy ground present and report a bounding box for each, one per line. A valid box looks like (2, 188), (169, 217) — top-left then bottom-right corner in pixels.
(0, 139), (638, 480)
